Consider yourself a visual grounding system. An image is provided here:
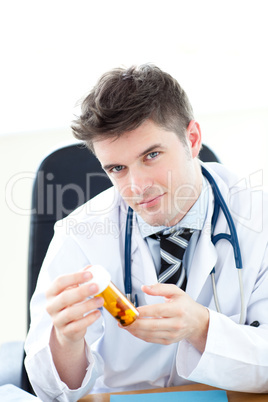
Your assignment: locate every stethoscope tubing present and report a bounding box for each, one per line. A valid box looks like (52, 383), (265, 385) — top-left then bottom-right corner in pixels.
(201, 166), (244, 324)
(124, 206), (134, 301)
(201, 166), (243, 269)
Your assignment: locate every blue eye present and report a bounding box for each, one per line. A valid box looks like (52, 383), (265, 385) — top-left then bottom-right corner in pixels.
(111, 165), (124, 173)
(147, 151), (159, 159)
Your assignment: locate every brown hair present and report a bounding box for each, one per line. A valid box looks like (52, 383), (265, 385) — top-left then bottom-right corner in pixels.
(72, 64), (194, 151)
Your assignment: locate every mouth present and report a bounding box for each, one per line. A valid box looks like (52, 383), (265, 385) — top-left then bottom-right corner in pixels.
(138, 193), (165, 208)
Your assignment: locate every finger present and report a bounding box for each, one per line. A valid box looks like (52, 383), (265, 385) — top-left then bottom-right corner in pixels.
(54, 296), (104, 328)
(82, 265), (92, 272)
(125, 317), (179, 345)
(47, 270), (93, 298)
(141, 283), (184, 298)
(136, 300), (177, 319)
(47, 281), (100, 316)
(60, 309), (102, 342)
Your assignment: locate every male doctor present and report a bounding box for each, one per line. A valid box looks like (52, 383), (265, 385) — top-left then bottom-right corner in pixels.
(25, 64), (268, 401)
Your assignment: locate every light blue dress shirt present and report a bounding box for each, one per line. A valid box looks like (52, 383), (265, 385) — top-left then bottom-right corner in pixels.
(137, 177), (209, 277)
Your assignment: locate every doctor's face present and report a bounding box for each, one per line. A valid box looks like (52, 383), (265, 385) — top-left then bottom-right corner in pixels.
(93, 119), (202, 227)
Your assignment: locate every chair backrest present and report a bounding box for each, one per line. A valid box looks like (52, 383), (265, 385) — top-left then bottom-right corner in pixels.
(199, 144), (219, 164)
(27, 142), (220, 327)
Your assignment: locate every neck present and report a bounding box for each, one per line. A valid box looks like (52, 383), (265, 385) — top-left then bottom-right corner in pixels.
(168, 161), (203, 227)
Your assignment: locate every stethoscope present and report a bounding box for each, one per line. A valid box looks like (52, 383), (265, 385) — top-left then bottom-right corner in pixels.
(124, 165), (245, 324)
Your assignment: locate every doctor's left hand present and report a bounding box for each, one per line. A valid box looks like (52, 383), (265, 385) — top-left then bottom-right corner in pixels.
(123, 283), (209, 353)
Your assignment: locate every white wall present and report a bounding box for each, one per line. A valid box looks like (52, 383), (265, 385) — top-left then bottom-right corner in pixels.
(1, 0), (268, 345)
(199, 108), (268, 184)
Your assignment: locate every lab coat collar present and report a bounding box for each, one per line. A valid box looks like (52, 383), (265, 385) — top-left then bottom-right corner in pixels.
(127, 169), (217, 302)
(119, 163), (231, 303)
(186, 163), (231, 301)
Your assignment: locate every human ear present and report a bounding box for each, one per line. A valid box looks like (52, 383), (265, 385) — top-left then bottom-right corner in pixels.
(186, 120), (202, 158)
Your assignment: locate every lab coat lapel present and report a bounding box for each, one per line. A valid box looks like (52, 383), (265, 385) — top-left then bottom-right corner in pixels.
(130, 216), (164, 305)
(186, 184), (218, 301)
(131, 223), (158, 285)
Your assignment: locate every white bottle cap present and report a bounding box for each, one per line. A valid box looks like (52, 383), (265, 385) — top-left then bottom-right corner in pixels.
(85, 265), (111, 295)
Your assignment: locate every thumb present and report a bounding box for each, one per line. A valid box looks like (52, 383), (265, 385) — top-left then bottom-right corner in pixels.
(141, 283), (184, 298)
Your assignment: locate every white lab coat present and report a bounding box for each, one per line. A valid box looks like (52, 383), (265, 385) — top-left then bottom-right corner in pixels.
(25, 162), (268, 401)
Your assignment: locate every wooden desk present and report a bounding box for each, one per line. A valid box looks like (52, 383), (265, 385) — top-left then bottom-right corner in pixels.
(79, 383), (268, 402)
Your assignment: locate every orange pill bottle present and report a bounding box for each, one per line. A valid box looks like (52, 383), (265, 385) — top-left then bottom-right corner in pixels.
(86, 265), (139, 326)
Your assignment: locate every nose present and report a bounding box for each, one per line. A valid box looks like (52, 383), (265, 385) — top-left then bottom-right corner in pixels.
(129, 167), (153, 196)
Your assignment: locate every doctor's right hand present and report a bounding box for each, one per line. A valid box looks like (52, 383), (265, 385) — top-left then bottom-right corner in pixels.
(45, 269), (104, 389)
(46, 270), (104, 345)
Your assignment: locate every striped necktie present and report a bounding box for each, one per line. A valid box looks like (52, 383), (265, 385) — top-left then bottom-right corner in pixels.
(154, 228), (193, 290)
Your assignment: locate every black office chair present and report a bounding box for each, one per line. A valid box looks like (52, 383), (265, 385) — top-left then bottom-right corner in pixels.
(0, 142), (219, 393)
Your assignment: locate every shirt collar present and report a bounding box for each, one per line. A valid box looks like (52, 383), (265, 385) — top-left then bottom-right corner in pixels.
(137, 176), (209, 238)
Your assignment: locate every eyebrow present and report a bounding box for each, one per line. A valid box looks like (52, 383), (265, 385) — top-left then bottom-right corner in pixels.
(102, 143), (165, 171)
(137, 143), (163, 158)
